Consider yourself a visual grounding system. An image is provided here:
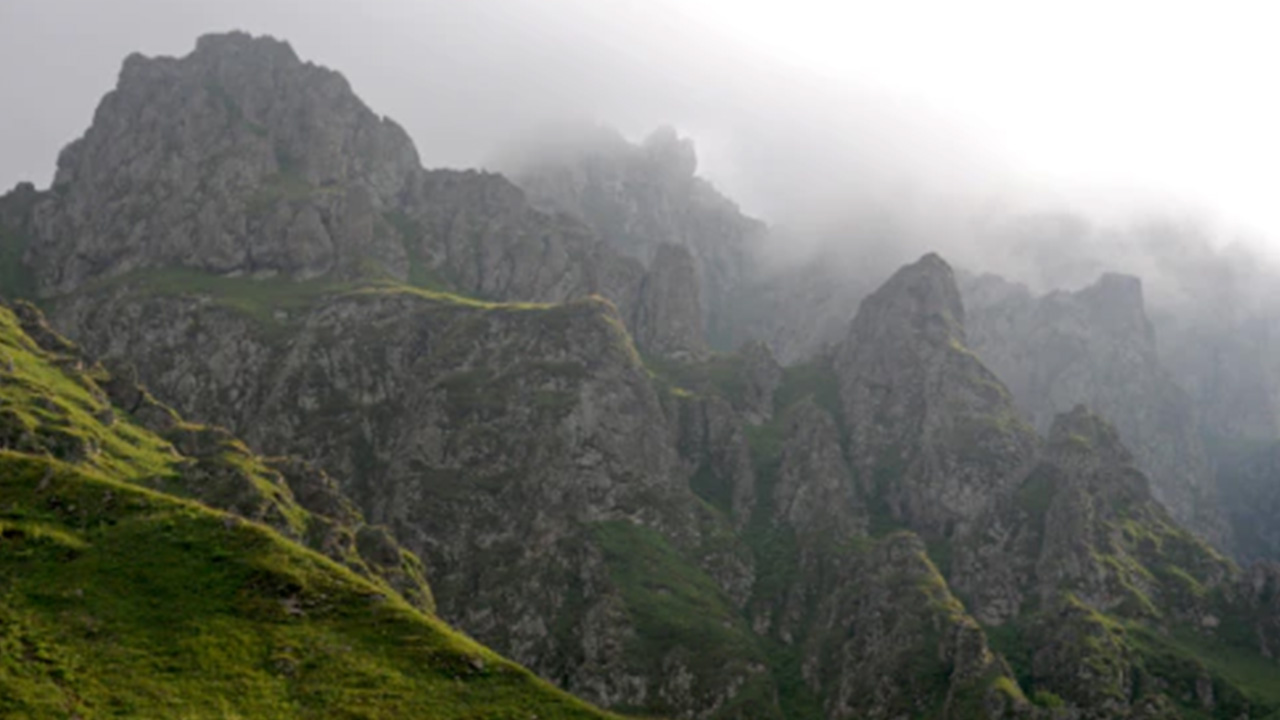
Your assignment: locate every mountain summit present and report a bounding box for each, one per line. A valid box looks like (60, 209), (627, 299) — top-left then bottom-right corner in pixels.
(837, 253), (1038, 537)
(30, 31), (419, 294)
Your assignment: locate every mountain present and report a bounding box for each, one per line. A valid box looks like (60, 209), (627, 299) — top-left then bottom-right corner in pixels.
(499, 123), (764, 350)
(1209, 439), (1280, 564)
(961, 272), (1229, 550)
(836, 254), (1038, 539)
(0, 300), (617, 719)
(3, 30), (1280, 720)
(1140, 247), (1280, 565)
(50, 274), (780, 716)
(1, 32), (702, 360)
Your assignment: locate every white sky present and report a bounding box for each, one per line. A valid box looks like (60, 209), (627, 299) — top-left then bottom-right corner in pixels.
(668, 0), (1280, 238)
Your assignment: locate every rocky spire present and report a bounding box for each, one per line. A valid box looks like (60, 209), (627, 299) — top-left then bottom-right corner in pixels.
(835, 252), (1037, 538)
(27, 31), (420, 295)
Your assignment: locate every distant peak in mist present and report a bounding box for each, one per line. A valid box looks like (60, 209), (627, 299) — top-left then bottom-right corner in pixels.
(489, 121), (701, 182)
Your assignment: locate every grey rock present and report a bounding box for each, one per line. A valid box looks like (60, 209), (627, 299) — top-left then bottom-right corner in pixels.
(836, 253), (1037, 538)
(962, 271), (1230, 550)
(501, 124), (764, 350)
(28, 32), (418, 294)
(51, 284), (770, 718)
(632, 243), (707, 360)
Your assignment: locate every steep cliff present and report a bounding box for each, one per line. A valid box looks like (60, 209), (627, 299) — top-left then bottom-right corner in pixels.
(836, 254), (1038, 538)
(48, 278), (775, 717)
(962, 272), (1229, 550)
(0, 301), (619, 719)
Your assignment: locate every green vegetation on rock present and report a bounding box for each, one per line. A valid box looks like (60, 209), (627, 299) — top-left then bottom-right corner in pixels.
(0, 302), (619, 719)
(592, 520), (778, 717)
(0, 453), (617, 719)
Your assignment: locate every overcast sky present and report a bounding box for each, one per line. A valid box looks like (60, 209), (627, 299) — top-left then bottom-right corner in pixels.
(3, 0), (1279, 242)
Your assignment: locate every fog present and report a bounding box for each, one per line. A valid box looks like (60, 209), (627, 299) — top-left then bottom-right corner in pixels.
(4, 0), (1280, 296)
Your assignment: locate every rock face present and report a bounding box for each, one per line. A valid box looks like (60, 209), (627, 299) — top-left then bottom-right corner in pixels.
(501, 124), (763, 349)
(672, 393), (759, 530)
(49, 282), (775, 718)
(1160, 312), (1280, 445)
(800, 533), (1028, 720)
(0, 300), (626, 720)
(632, 243), (707, 359)
(948, 406), (1280, 719)
(962, 272), (1229, 549)
(837, 254), (1037, 538)
(748, 399), (861, 642)
(3, 300), (434, 613)
(28, 32), (418, 293)
(392, 167), (634, 307)
(1211, 440), (1280, 563)
(771, 400), (862, 543)
(954, 406), (1229, 625)
(734, 340), (783, 425)
(738, 376), (1030, 720)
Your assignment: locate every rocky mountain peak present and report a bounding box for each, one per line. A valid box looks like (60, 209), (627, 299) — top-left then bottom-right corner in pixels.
(28, 31), (421, 295)
(71, 30), (420, 195)
(1080, 271), (1143, 304)
(1045, 404), (1136, 467)
(191, 28), (299, 60)
(640, 125), (698, 179)
(1069, 272), (1155, 346)
(836, 252), (1037, 538)
(1039, 405), (1156, 510)
(848, 251), (967, 348)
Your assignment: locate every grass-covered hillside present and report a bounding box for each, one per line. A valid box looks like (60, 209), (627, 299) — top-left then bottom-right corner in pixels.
(0, 301), (619, 719)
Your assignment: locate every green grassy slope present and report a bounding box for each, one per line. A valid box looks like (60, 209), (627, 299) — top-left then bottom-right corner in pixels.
(0, 303), (620, 719)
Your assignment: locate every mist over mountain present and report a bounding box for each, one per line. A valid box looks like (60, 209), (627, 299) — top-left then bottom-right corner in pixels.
(4, 6), (1280, 719)
(13, 0), (1278, 342)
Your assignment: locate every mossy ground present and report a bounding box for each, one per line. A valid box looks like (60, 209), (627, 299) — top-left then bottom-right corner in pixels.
(1127, 623), (1280, 718)
(72, 267), (560, 327)
(0, 304), (307, 537)
(0, 306), (178, 482)
(0, 454), (617, 719)
(644, 352), (748, 401)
